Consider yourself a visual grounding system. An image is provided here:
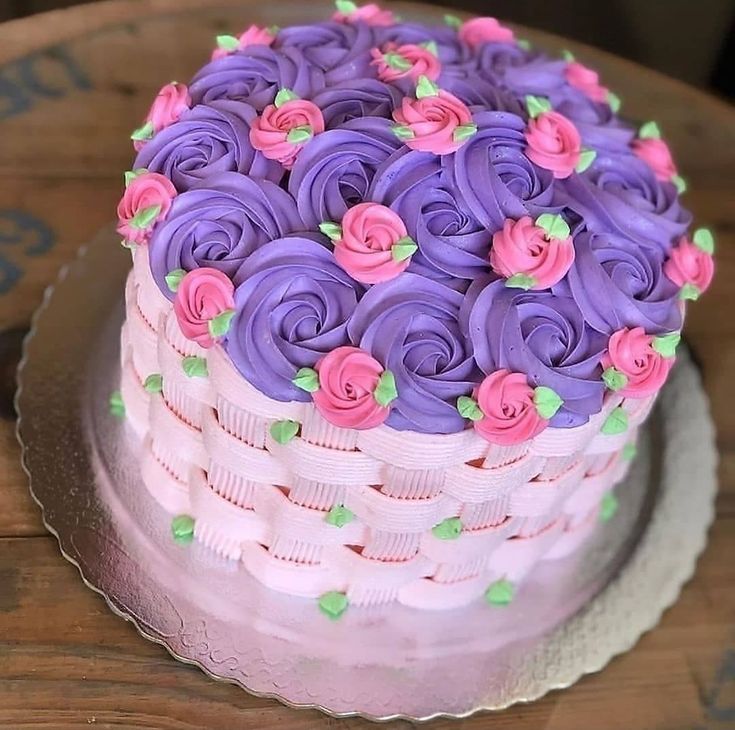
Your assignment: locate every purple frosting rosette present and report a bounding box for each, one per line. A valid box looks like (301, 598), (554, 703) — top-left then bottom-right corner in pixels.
(311, 79), (403, 129)
(369, 148), (490, 285)
(226, 237), (365, 402)
(349, 274), (479, 433)
(189, 45), (325, 110)
(134, 100), (283, 191)
(446, 110), (562, 231)
(147, 172), (303, 293)
(288, 117), (402, 228)
(462, 278), (607, 428)
(375, 22), (469, 65)
(555, 230), (682, 335)
(559, 151), (692, 252)
(274, 21), (376, 84)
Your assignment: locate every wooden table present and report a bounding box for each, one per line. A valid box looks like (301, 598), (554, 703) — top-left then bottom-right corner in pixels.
(0, 1), (733, 727)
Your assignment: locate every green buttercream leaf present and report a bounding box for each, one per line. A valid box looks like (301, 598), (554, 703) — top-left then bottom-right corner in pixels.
(432, 516), (462, 540)
(165, 268), (187, 293)
(505, 273), (536, 290)
(109, 390), (125, 418)
(692, 227), (715, 255)
(171, 514), (195, 543)
(602, 367), (628, 392)
(292, 367), (320, 393)
(575, 148), (597, 173)
(599, 492), (619, 523)
(485, 578), (515, 606)
(319, 221), (343, 242)
(562, 49), (575, 61)
(182, 355), (208, 378)
(607, 91), (621, 113)
(415, 75), (440, 99)
(534, 386), (563, 419)
(384, 51), (412, 71)
(130, 121), (154, 142)
(274, 88), (299, 107)
(335, 0), (357, 13)
(652, 332), (680, 358)
(639, 121), (661, 139)
(392, 124), (415, 141)
(207, 309), (236, 339)
(391, 236), (417, 262)
(453, 122), (478, 142)
(216, 34), (239, 51)
(374, 370), (398, 407)
(535, 213), (570, 240)
(672, 174), (687, 194)
(422, 40), (439, 56)
(325, 505), (354, 528)
(444, 13), (462, 29)
(143, 373), (163, 393)
(622, 442), (637, 461)
(457, 395), (483, 422)
(516, 39), (531, 51)
(124, 168), (147, 187)
(286, 125), (313, 144)
(679, 283), (700, 301)
(318, 591), (349, 620)
(270, 419), (300, 444)
(129, 204), (161, 230)
(525, 94), (551, 118)
(602, 406), (628, 435)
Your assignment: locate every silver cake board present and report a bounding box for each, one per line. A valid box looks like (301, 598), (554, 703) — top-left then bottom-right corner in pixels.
(16, 230), (717, 721)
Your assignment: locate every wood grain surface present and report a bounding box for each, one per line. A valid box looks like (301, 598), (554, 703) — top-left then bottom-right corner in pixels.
(0, 1), (733, 727)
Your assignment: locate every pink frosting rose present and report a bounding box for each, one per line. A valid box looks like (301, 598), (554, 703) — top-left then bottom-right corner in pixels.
(458, 17), (515, 48)
(116, 172), (177, 245)
(602, 327), (673, 398)
(490, 216), (575, 289)
(565, 61), (608, 103)
(663, 236), (714, 294)
(211, 25), (276, 60)
(333, 2), (395, 26)
(473, 370), (547, 445)
(133, 82), (191, 152)
(173, 268), (235, 348)
(333, 202), (412, 283)
(371, 43), (441, 83)
(393, 89), (474, 155)
(313, 346), (390, 429)
(524, 111), (582, 179)
(632, 137), (678, 182)
(249, 98), (325, 169)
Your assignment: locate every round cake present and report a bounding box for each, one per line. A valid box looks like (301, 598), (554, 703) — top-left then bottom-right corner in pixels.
(114, 2), (714, 616)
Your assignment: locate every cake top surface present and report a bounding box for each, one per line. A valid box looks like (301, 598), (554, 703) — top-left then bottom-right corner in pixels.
(117, 2), (714, 441)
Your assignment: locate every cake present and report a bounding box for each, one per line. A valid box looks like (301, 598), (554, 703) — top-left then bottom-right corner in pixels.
(114, 3), (714, 617)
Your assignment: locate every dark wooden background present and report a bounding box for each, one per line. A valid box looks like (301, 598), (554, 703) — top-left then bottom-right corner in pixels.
(2, 0), (735, 97)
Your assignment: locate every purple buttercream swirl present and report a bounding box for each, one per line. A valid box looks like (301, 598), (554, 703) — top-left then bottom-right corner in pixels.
(556, 230), (682, 335)
(311, 79), (402, 129)
(348, 274), (479, 433)
(446, 110), (562, 231)
(148, 172), (303, 293)
(274, 21), (376, 84)
(462, 278), (607, 427)
(189, 46), (325, 111)
(559, 152), (691, 251)
(226, 237), (365, 402)
(375, 22), (469, 65)
(288, 117), (402, 228)
(134, 100), (282, 191)
(369, 147), (490, 283)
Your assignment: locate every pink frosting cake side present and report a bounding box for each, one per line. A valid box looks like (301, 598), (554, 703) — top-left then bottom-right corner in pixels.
(119, 246), (649, 611)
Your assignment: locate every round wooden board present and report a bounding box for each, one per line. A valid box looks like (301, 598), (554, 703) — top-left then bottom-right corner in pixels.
(0, 1), (733, 728)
